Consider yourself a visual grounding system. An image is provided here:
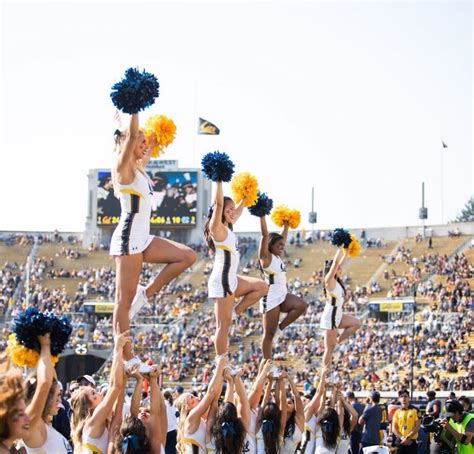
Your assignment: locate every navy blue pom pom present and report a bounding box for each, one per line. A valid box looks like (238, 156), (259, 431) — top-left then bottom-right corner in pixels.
(201, 151), (235, 182)
(248, 192), (273, 217)
(110, 67), (160, 114)
(331, 228), (351, 248)
(13, 308), (72, 356)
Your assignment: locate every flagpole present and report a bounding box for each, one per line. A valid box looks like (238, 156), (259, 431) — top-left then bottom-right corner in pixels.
(440, 139), (445, 225)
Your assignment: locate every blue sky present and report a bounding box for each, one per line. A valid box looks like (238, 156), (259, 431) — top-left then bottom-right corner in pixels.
(1, 0), (472, 233)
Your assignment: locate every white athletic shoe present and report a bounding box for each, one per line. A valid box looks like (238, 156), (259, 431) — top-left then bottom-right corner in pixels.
(270, 366), (281, 378)
(124, 356), (154, 375)
(130, 285), (148, 319)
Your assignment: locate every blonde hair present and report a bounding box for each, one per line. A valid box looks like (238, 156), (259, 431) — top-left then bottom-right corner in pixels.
(175, 393), (193, 454)
(70, 387), (93, 450)
(0, 368), (24, 441)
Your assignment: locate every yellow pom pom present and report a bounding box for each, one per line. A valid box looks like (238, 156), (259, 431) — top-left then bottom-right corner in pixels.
(271, 205), (301, 229)
(231, 172), (259, 207)
(7, 334), (60, 368)
(143, 115), (177, 158)
(347, 234), (361, 258)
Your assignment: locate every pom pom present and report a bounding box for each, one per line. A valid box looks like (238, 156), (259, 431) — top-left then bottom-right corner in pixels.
(331, 228), (352, 248)
(143, 115), (177, 158)
(110, 67), (160, 114)
(271, 205), (301, 229)
(7, 334), (58, 368)
(12, 308), (72, 356)
(201, 151), (235, 182)
(248, 192), (273, 217)
(347, 234), (361, 258)
(231, 172), (259, 207)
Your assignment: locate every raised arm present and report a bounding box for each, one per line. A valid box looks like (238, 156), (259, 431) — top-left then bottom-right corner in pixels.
(87, 326), (129, 431)
(206, 368), (227, 441)
(129, 366), (144, 418)
(26, 334), (54, 425)
(339, 392), (359, 433)
(148, 366), (166, 451)
(325, 248), (344, 291)
(224, 371), (235, 404)
(107, 374), (126, 454)
(305, 368), (327, 421)
(233, 198), (247, 224)
(259, 217), (272, 268)
(188, 355), (227, 427)
(234, 372), (251, 432)
(249, 360), (273, 410)
(287, 375), (305, 431)
(116, 114), (139, 177)
(209, 182), (227, 241)
(277, 377), (288, 437)
(281, 221), (289, 243)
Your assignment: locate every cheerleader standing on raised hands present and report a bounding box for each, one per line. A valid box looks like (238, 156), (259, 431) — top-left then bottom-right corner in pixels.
(204, 178), (267, 357)
(321, 235), (361, 369)
(258, 214), (307, 359)
(110, 69), (196, 372)
(110, 111), (196, 370)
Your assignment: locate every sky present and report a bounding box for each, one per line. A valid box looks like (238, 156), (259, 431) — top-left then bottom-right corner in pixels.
(1, 0), (472, 233)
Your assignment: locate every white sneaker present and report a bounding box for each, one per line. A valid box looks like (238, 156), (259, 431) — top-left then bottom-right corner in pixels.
(130, 285), (148, 319)
(270, 366), (281, 378)
(124, 356), (154, 375)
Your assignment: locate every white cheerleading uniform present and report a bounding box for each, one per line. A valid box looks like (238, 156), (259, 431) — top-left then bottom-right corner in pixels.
(24, 424), (72, 454)
(82, 427), (108, 454)
(208, 227), (240, 298)
(183, 419), (207, 454)
(245, 409), (258, 454)
(282, 425), (303, 453)
(260, 254), (288, 313)
(109, 170), (154, 256)
(301, 415), (319, 454)
(320, 281), (345, 330)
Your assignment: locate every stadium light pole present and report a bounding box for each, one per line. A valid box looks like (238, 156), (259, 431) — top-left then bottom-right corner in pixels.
(410, 284), (417, 399)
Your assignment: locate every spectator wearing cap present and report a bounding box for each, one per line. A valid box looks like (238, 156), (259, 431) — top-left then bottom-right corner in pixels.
(359, 391), (383, 453)
(441, 400), (474, 454)
(391, 390), (420, 454)
(76, 375), (96, 388)
(347, 391), (365, 454)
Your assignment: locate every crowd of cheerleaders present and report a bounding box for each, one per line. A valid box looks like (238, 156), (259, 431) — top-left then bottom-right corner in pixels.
(0, 68), (370, 454)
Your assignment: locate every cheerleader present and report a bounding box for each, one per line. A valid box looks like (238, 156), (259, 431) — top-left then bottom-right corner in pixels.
(281, 374), (304, 453)
(175, 355), (227, 454)
(206, 368), (250, 454)
(111, 113), (196, 370)
(301, 368), (328, 454)
(204, 181), (267, 356)
(0, 367), (30, 454)
(321, 248), (361, 368)
(22, 334), (72, 453)
(115, 365), (166, 454)
(71, 325), (130, 454)
(258, 216), (307, 359)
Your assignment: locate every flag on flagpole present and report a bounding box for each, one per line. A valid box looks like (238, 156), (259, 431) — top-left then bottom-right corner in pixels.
(442, 140), (448, 149)
(198, 117), (220, 135)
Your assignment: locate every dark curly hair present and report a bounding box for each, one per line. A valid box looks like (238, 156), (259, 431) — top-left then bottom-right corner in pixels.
(116, 415), (151, 454)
